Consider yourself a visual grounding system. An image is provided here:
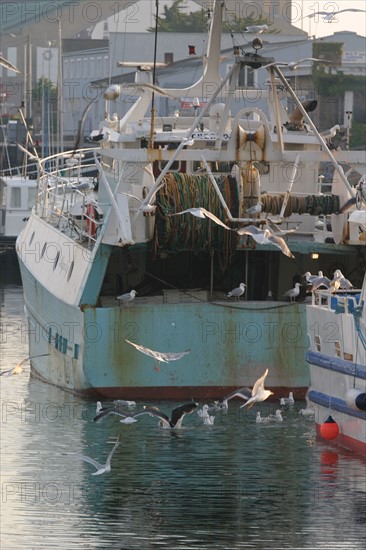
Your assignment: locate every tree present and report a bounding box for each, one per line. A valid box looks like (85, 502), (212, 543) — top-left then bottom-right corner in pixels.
(147, 0), (275, 33)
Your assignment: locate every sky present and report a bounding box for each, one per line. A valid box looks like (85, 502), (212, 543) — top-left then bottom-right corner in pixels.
(114, 0), (366, 38)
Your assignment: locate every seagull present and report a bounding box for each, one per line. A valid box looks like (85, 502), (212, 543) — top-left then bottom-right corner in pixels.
(246, 201), (263, 215)
(256, 410), (283, 423)
(93, 403), (138, 424)
(309, 273), (331, 292)
(170, 207), (232, 231)
(263, 58), (331, 71)
(197, 404), (215, 426)
(265, 219), (298, 236)
(304, 9), (366, 22)
(283, 283), (301, 303)
(215, 387), (252, 411)
(279, 392), (295, 406)
(240, 369), (273, 409)
(299, 406), (315, 417)
(0, 55), (20, 73)
(116, 289), (137, 304)
(303, 271), (319, 284)
(236, 225), (294, 258)
(125, 339), (190, 363)
(136, 402), (198, 429)
(333, 269), (354, 290)
(121, 192), (156, 214)
(68, 435), (120, 475)
(0, 353), (49, 376)
(243, 24), (269, 33)
(227, 283), (246, 300)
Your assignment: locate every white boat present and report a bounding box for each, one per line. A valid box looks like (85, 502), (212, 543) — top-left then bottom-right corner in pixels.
(306, 273), (366, 454)
(15, 1), (366, 399)
(0, 169), (37, 245)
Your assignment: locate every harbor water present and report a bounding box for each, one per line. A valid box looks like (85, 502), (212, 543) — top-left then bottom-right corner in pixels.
(1, 256), (365, 549)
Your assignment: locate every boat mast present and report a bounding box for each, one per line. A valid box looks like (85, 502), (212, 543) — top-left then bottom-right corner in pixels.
(149, 0), (159, 151)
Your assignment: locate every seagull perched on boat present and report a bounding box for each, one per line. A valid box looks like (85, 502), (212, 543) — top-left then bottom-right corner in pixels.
(136, 402), (198, 429)
(284, 283), (301, 303)
(240, 369), (273, 409)
(246, 201), (263, 215)
(256, 410), (283, 423)
(303, 271), (319, 285)
(116, 289), (137, 304)
(68, 435), (120, 475)
(333, 269), (354, 290)
(125, 339), (190, 363)
(236, 225), (294, 258)
(304, 9), (366, 22)
(263, 58), (331, 71)
(227, 283), (246, 300)
(243, 24), (269, 33)
(170, 207), (232, 231)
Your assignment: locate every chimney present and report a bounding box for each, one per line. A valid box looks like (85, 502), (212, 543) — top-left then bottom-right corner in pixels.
(164, 52), (174, 65)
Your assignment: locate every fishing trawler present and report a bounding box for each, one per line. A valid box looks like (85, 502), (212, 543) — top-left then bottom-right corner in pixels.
(16, 1), (366, 399)
(306, 272), (366, 454)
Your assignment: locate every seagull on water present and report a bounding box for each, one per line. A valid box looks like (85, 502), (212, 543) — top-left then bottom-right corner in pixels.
(170, 207), (232, 231)
(256, 410), (283, 423)
(69, 435), (120, 475)
(117, 289), (137, 304)
(236, 225), (294, 258)
(125, 339), (190, 363)
(279, 392), (295, 406)
(136, 402), (198, 429)
(197, 404), (215, 426)
(227, 283), (246, 300)
(284, 283), (301, 303)
(240, 369), (273, 409)
(304, 9), (366, 22)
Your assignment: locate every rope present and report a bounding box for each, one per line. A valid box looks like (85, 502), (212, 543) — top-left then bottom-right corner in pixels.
(335, 301), (366, 351)
(260, 193), (340, 216)
(154, 172), (239, 271)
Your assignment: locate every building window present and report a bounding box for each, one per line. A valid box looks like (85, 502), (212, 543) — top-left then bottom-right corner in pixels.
(10, 187), (21, 208)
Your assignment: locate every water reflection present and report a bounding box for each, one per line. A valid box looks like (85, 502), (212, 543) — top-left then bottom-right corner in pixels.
(1, 284), (366, 549)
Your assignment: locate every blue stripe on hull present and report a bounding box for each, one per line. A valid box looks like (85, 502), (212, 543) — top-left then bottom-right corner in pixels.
(306, 351), (366, 380)
(308, 390), (366, 420)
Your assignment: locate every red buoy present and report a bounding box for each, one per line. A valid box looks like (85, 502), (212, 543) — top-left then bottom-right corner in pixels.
(320, 415), (340, 440)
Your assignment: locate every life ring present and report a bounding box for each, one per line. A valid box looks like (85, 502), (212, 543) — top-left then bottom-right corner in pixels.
(86, 203), (97, 237)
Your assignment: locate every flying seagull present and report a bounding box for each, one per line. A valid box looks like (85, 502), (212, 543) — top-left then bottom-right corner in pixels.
(283, 282), (301, 302)
(117, 289), (137, 304)
(0, 353), (49, 376)
(170, 207), (232, 231)
(236, 225), (294, 258)
(125, 339), (190, 363)
(0, 55), (20, 73)
(136, 402), (198, 429)
(304, 9), (366, 21)
(243, 24), (269, 33)
(263, 58), (331, 71)
(215, 387), (251, 411)
(68, 435), (120, 475)
(227, 282), (246, 300)
(240, 368), (273, 409)
(94, 402), (138, 424)
(121, 192), (156, 214)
